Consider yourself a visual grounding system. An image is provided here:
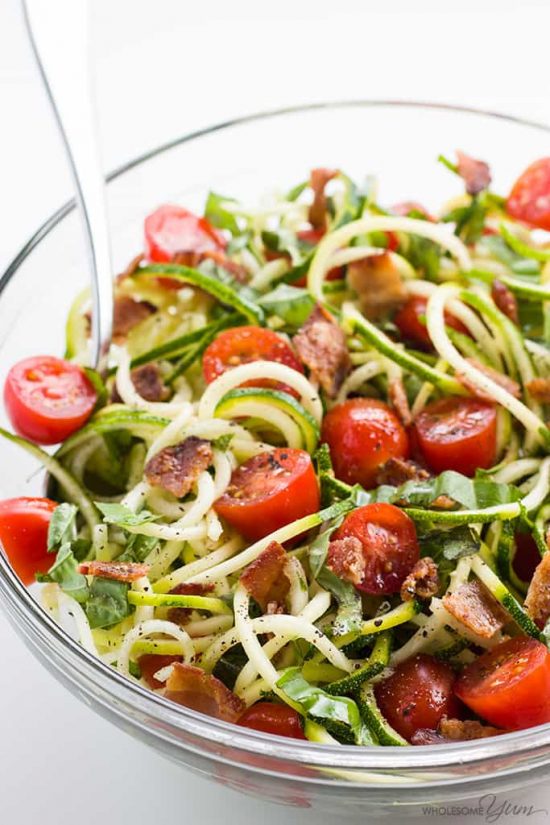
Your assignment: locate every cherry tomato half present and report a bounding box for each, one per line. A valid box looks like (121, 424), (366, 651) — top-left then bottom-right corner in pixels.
(238, 702), (306, 740)
(321, 398), (409, 490)
(0, 497), (57, 585)
(4, 356), (97, 445)
(144, 204), (226, 263)
(202, 325), (303, 397)
(214, 448), (320, 542)
(413, 397), (497, 477)
(394, 296), (469, 351)
(332, 503), (419, 595)
(375, 654), (460, 742)
(506, 158), (550, 230)
(138, 654), (182, 690)
(455, 636), (550, 730)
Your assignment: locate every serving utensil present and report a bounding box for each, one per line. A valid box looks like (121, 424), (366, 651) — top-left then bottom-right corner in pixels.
(22, 0), (113, 369)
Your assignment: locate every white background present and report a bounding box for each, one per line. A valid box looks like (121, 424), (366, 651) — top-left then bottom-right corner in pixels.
(2, 1), (550, 823)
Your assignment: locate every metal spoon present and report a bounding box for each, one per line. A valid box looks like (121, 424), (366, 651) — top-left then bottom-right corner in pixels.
(22, 0), (114, 369)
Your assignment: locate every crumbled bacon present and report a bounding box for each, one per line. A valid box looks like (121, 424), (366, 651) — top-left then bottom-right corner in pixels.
(112, 295), (156, 342)
(167, 582), (216, 625)
(443, 580), (508, 639)
(144, 436), (213, 498)
(293, 305), (351, 397)
(410, 729), (447, 746)
(131, 363), (171, 402)
(400, 557), (439, 602)
(524, 551), (550, 629)
(411, 718), (503, 745)
(456, 358), (521, 401)
(375, 458), (430, 487)
(347, 252), (407, 320)
(309, 168), (338, 231)
(526, 378), (550, 404)
(430, 495), (457, 510)
(139, 654), (182, 690)
(172, 249), (248, 284)
(327, 536), (366, 587)
(78, 560), (150, 582)
(165, 662), (245, 722)
(438, 717), (503, 741)
(240, 541), (290, 611)
(456, 150), (492, 196)
(116, 252), (145, 283)
(388, 377), (412, 426)
(491, 279), (519, 325)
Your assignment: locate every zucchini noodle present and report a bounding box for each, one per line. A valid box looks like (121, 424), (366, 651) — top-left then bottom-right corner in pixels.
(117, 619), (195, 679)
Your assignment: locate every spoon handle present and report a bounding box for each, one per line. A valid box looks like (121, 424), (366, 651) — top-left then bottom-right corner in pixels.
(22, 0), (114, 368)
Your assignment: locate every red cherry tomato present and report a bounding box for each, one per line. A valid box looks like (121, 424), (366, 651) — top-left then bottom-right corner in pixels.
(321, 398), (409, 490)
(394, 296), (469, 350)
(4, 356), (97, 445)
(512, 532), (542, 584)
(375, 654), (460, 742)
(238, 702), (306, 740)
(413, 397), (497, 477)
(0, 497), (58, 585)
(214, 448), (320, 542)
(138, 654), (182, 690)
(455, 636), (550, 730)
(144, 204), (226, 263)
(332, 503), (419, 595)
(202, 326), (303, 396)
(506, 158), (550, 230)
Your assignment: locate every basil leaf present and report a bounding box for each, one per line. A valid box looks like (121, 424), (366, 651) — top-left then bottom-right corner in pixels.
(121, 533), (159, 563)
(258, 284), (315, 329)
(277, 667), (373, 745)
(369, 470), (519, 511)
(261, 228), (303, 265)
(421, 524), (481, 562)
(95, 502), (159, 528)
(211, 433), (234, 452)
(85, 577), (131, 629)
(317, 567), (363, 636)
(47, 503), (78, 551)
(204, 191), (240, 235)
(481, 234), (541, 276)
(71, 538), (92, 562)
(37, 543), (89, 603)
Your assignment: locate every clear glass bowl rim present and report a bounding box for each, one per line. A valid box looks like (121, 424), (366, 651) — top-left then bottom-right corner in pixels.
(2, 99), (550, 777)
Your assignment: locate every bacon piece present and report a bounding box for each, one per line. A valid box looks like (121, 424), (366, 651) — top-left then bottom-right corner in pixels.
(327, 536), (366, 587)
(240, 541), (290, 611)
(165, 662), (245, 722)
(430, 495), (457, 510)
(400, 557), (439, 602)
(438, 717), (503, 740)
(375, 458), (430, 487)
(293, 305), (351, 397)
(411, 718), (503, 745)
(524, 551), (550, 629)
(410, 728), (447, 746)
(139, 654), (183, 689)
(144, 436), (213, 498)
(526, 378), (550, 404)
(78, 560), (150, 582)
(172, 249), (248, 284)
(309, 167), (338, 231)
(347, 252), (407, 320)
(455, 358), (521, 401)
(491, 279), (519, 325)
(116, 252), (145, 283)
(443, 580), (508, 639)
(112, 295), (156, 342)
(132, 363), (170, 402)
(456, 150), (491, 196)
(388, 377), (412, 426)
(167, 582), (215, 625)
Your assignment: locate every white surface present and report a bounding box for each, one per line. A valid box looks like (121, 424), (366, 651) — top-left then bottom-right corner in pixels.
(2, 1), (550, 823)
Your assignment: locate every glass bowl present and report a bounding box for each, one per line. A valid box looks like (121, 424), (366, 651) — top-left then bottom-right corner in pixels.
(2, 101), (550, 816)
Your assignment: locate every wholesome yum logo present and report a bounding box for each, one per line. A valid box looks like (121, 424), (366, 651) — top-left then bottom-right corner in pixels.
(422, 794), (549, 822)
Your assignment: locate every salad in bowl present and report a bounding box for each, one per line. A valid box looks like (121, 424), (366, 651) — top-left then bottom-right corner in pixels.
(2, 151), (550, 750)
